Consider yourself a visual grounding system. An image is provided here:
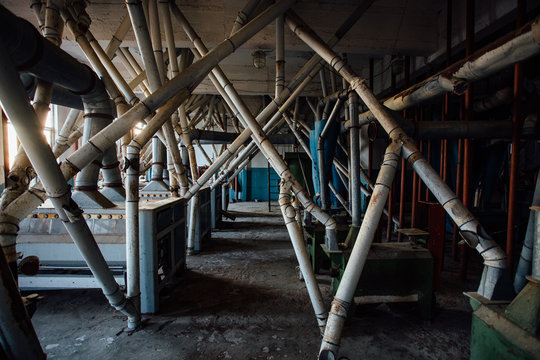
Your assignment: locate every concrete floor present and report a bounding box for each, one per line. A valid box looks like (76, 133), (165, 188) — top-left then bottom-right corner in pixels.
(29, 201), (479, 359)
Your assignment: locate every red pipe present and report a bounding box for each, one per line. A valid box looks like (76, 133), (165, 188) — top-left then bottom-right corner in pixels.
(506, 0), (526, 272)
(460, 0), (475, 280)
(398, 57), (410, 242)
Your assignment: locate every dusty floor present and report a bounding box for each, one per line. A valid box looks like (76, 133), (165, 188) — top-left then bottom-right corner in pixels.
(29, 201), (479, 359)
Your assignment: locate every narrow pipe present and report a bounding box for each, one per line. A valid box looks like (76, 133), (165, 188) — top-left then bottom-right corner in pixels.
(318, 98), (343, 211)
(460, 0), (474, 281)
(275, 14), (285, 99)
(348, 92), (361, 227)
(320, 142), (401, 358)
(506, 0), (526, 273)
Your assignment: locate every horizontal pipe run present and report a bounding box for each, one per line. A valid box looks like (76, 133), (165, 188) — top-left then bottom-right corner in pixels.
(354, 16), (540, 125)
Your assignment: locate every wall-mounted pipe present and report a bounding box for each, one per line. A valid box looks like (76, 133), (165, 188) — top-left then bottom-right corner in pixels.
(352, 16), (540, 126)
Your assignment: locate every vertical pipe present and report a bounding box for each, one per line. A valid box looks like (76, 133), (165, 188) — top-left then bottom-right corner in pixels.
(461, 0), (475, 280)
(506, 0), (526, 273)
(442, 0), (452, 184)
(275, 15), (285, 99)
(398, 56), (410, 242)
(268, 160), (271, 211)
(125, 141), (140, 322)
(368, 58), (374, 181)
(411, 108), (419, 228)
(349, 92), (361, 227)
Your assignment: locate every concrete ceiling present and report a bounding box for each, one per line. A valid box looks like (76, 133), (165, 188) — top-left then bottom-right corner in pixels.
(1, 0), (444, 95)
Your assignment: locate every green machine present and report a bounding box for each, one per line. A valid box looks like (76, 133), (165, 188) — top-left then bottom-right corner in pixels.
(306, 223), (434, 319)
(321, 241), (434, 319)
(467, 207), (540, 359)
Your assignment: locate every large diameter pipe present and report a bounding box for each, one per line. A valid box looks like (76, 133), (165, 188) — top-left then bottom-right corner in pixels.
(0, 28), (140, 332)
(354, 16), (540, 125)
(320, 142), (401, 358)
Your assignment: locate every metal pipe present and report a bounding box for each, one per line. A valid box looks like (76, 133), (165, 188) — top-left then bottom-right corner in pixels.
(320, 142), (401, 358)
(534, 208), (540, 280)
(279, 180), (328, 334)
(507, 0), (526, 273)
(0, 26), (140, 332)
(514, 174), (540, 291)
(229, 0), (261, 36)
(348, 92), (361, 226)
(286, 6), (508, 301)
(317, 98), (343, 211)
(351, 15), (540, 126)
(105, 14), (131, 59)
(275, 15), (285, 99)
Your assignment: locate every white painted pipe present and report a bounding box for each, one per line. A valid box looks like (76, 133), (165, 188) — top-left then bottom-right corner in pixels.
(105, 14), (131, 59)
(279, 180), (328, 334)
(320, 142), (401, 358)
(286, 10), (508, 299)
(0, 29), (140, 329)
(351, 16), (540, 126)
(275, 15), (285, 99)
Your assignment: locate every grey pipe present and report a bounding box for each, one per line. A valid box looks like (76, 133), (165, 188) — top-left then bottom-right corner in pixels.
(348, 92), (361, 226)
(275, 15), (285, 99)
(20, 73), (83, 109)
(320, 142), (400, 358)
(534, 210), (540, 280)
(209, 2), (373, 189)
(353, 16), (540, 125)
(514, 175), (540, 291)
(0, 22), (140, 341)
